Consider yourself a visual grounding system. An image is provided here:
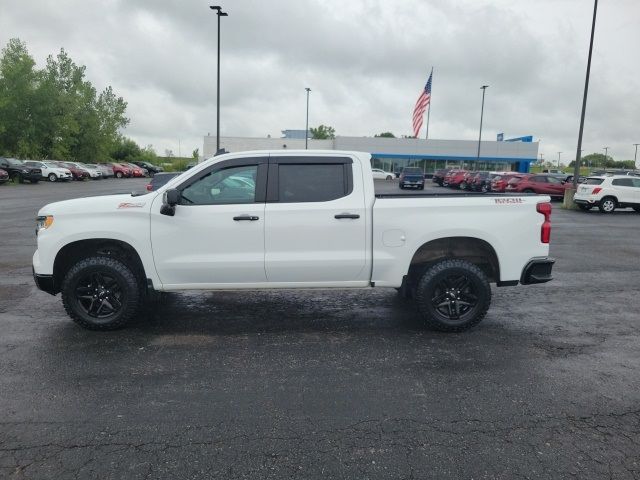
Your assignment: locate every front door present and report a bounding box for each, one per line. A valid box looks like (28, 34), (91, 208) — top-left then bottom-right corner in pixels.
(150, 159), (268, 288)
(264, 156), (368, 285)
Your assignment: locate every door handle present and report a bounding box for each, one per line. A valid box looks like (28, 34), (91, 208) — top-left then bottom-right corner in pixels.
(334, 213), (360, 219)
(233, 215), (260, 221)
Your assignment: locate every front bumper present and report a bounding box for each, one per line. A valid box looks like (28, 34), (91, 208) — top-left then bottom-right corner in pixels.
(520, 257), (555, 285)
(33, 266), (56, 295)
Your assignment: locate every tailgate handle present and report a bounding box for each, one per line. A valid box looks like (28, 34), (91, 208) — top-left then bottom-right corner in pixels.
(334, 213), (360, 219)
(233, 215), (259, 221)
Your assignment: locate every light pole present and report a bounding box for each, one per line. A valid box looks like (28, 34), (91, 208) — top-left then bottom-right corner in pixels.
(633, 143), (639, 167)
(210, 5), (228, 154)
(539, 153), (544, 164)
(476, 85), (489, 162)
(305, 87), (311, 150)
(557, 152), (562, 169)
(603, 146), (609, 169)
(572, 0), (598, 189)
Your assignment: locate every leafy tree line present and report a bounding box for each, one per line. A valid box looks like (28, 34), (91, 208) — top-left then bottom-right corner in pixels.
(0, 38), (156, 164)
(568, 153), (635, 170)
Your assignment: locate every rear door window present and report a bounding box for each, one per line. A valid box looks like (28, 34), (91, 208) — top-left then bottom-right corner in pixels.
(612, 178), (633, 187)
(278, 164), (346, 203)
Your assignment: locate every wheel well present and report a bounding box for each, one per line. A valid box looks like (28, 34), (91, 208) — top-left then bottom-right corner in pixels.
(52, 239), (146, 294)
(407, 237), (500, 285)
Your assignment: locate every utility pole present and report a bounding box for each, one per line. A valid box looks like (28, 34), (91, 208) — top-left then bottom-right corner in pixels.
(572, 0), (598, 189)
(603, 146), (609, 169)
(305, 87), (311, 150)
(557, 152), (562, 169)
(210, 5), (228, 154)
(476, 85), (489, 162)
(634, 143), (640, 167)
(539, 153), (544, 164)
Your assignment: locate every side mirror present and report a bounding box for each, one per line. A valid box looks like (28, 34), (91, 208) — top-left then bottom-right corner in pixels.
(160, 188), (180, 216)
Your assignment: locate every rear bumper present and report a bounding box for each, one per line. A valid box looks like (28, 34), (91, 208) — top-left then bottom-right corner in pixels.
(574, 198), (598, 206)
(520, 257), (555, 285)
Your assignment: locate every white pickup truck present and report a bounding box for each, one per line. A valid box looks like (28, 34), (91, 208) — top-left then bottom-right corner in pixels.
(33, 150), (554, 332)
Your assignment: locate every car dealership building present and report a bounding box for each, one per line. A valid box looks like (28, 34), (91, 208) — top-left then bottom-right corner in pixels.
(203, 134), (539, 174)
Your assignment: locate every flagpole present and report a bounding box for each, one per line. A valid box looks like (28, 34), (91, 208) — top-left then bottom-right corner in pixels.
(425, 67), (433, 140)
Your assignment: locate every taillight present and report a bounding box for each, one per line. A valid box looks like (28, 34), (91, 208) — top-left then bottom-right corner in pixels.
(537, 202), (552, 243)
(591, 187), (602, 194)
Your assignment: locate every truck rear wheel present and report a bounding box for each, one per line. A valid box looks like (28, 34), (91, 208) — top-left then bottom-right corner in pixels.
(61, 256), (141, 330)
(414, 259), (491, 332)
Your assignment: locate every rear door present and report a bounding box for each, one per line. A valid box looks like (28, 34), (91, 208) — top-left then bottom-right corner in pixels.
(611, 178), (637, 203)
(264, 155), (368, 284)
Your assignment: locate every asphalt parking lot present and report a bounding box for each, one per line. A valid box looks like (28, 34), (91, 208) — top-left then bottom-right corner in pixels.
(1, 179), (639, 479)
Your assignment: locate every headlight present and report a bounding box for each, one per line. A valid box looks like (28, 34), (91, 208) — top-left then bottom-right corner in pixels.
(36, 215), (54, 235)
(22, 169), (29, 173)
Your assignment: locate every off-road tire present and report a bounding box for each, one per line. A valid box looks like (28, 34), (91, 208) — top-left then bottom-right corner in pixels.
(61, 256), (141, 330)
(414, 259), (491, 332)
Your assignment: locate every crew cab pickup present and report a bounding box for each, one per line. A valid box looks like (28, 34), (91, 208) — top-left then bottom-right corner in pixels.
(33, 150), (554, 332)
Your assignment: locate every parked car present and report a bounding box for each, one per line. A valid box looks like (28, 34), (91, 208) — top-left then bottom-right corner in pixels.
(78, 163), (104, 179)
(94, 164), (115, 178)
(371, 168), (395, 180)
(458, 171), (476, 190)
(33, 149), (554, 332)
(491, 173), (527, 193)
(470, 171), (495, 192)
(145, 172), (180, 192)
(0, 168), (9, 185)
(432, 168), (450, 186)
(573, 175), (640, 213)
(443, 170), (468, 189)
(132, 161), (164, 176)
(505, 174), (566, 199)
(122, 162), (146, 177)
(0, 158), (42, 183)
(399, 167), (425, 189)
(109, 163), (132, 178)
(24, 161), (72, 182)
(55, 162), (89, 181)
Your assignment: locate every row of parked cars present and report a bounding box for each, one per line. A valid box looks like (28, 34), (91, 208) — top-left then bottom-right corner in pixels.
(0, 157), (164, 185)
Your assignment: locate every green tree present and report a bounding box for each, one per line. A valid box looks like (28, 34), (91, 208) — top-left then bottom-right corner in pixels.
(374, 132), (395, 138)
(310, 124), (336, 140)
(192, 148), (199, 159)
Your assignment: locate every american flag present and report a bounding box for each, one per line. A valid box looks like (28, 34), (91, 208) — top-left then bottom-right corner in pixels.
(412, 71), (432, 138)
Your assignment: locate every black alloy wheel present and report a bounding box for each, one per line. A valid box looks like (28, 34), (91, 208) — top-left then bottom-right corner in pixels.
(415, 259), (491, 332)
(75, 272), (124, 319)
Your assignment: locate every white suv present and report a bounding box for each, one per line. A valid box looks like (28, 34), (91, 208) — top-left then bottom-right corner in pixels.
(574, 175), (640, 213)
(24, 161), (73, 182)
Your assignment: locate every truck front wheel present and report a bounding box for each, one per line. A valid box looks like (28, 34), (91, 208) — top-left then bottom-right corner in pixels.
(61, 256), (141, 330)
(414, 259), (491, 332)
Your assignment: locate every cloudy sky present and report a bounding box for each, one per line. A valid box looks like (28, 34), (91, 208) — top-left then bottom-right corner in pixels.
(1, 0), (639, 163)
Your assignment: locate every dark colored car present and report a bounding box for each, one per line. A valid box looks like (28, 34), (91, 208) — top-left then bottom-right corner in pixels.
(56, 162), (89, 181)
(432, 168), (450, 186)
(399, 167), (425, 189)
(459, 171), (477, 190)
(0, 168), (9, 185)
(470, 171), (494, 192)
(133, 161), (164, 176)
(491, 173), (527, 193)
(145, 172), (180, 191)
(505, 174), (566, 199)
(443, 170), (468, 188)
(0, 158), (41, 183)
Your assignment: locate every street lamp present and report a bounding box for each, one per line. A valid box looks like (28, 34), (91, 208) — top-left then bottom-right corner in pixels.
(305, 87), (311, 150)
(633, 143), (639, 167)
(539, 153), (544, 164)
(557, 152), (562, 169)
(476, 85), (489, 162)
(572, 0), (598, 189)
(603, 146), (609, 169)
(210, 5), (228, 154)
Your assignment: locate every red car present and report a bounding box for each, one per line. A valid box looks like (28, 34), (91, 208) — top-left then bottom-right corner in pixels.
(123, 162), (146, 177)
(0, 168), (9, 185)
(491, 173), (528, 193)
(505, 174), (566, 199)
(110, 163), (132, 178)
(56, 162), (89, 181)
(443, 170), (468, 188)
